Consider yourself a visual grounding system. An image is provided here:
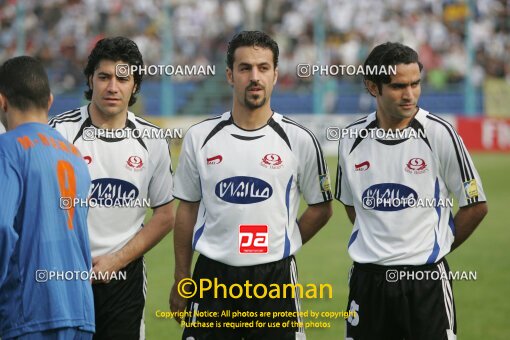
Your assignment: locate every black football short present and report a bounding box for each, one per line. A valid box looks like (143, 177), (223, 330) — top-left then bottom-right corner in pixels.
(182, 254), (306, 340)
(345, 257), (456, 340)
(92, 256), (146, 340)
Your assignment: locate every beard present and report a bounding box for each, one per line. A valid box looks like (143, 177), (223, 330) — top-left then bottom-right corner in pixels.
(244, 82), (267, 109)
(244, 93), (267, 109)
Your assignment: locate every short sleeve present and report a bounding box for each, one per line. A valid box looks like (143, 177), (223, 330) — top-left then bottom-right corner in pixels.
(173, 130), (201, 202)
(439, 129), (486, 207)
(298, 132), (333, 205)
(148, 138), (174, 208)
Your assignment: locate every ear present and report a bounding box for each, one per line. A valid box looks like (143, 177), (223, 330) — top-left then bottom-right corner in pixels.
(88, 75), (93, 91)
(0, 93), (8, 113)
(132, 83), (137, 94)
(273, 66), (278, 85)
(47, 93), (54, 111)
(226, 67), (234, 86)
(365, 80), (379, 97)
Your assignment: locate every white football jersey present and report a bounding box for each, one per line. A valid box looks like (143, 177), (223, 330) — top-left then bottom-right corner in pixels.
(49, 105), (174, 257)
(335, 108), (486, 266)
(174, 111), (332, 266)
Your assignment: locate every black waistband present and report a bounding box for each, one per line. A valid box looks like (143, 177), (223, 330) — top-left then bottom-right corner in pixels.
(353, 257), (446, 273)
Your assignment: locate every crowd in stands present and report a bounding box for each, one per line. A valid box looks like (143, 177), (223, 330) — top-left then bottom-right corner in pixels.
(0, 0), (508, 94)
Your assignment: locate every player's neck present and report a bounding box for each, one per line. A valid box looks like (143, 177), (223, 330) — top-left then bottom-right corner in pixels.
(88, 103), (127, 129)
(231, 104), (272, 130)
(376, 110), (417, 130)
(7, 109), (47, 130)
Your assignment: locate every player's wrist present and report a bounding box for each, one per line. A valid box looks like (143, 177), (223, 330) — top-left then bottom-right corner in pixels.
(174, 270), (191, 281)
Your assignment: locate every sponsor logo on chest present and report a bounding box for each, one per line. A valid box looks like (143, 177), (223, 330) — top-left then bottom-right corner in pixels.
(89, 178), (139, 206)
(362, 183), (418, 211)
(215, 176), (272, 204)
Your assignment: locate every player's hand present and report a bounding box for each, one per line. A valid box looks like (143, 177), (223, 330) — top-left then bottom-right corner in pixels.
(91, 252), (125, 284)
(170, 280), (187, 324)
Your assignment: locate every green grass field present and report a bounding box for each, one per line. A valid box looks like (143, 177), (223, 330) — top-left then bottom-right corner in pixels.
(144, 154), (510, 339)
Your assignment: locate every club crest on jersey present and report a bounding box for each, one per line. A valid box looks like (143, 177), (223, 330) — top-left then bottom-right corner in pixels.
(362, 183), (418, 211)
(215, 176), (272, 204)
(89, 178), (139, 207)
(405, 158), (428, 174)
(207, 155), (223, 165)
(261, 153), (283, 169)
(126, 156), (144, 171)
(355, 161), (370, 171)
(239, 225), (268, 253)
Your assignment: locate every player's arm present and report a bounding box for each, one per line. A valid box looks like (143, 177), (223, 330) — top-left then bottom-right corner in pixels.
(169, 200), (199, 323)
(91, 202), (175, 282)
(299, 201), (333, 244)
(450, 202), (488, 251)
(167, 129), (201, 323)
(439, 127), (488, 252)
(0, 156), (21, 284)
(344, 205), (356, 224)
(297, 130), (334, 244)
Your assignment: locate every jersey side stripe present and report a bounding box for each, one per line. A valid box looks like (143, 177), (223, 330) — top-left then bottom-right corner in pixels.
(335, 141), (342, 200)
(426, 115), (468, 183)
(282, 117), (331, 200)
(428, 115), (479, 205)
(281, 117), (326, 175)
(427, 114), (477, 200)
(335, 161), (342, 200)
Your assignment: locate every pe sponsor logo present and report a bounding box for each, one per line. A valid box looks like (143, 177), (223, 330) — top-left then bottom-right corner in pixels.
(89, 178), (139, 206)
(239, 225), (268, 253)
(405, 158), (428, 174)
(362, 183), (418, 211)
(215, 176), (272, 204)
(261, 153), (283, 169)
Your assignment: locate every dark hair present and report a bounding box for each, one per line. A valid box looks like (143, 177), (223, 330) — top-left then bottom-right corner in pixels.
(0, 56), (51, 111)
(226, 31), (279, 69)
(363, 42), (423, 95)
(84, 36), (143, 106)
